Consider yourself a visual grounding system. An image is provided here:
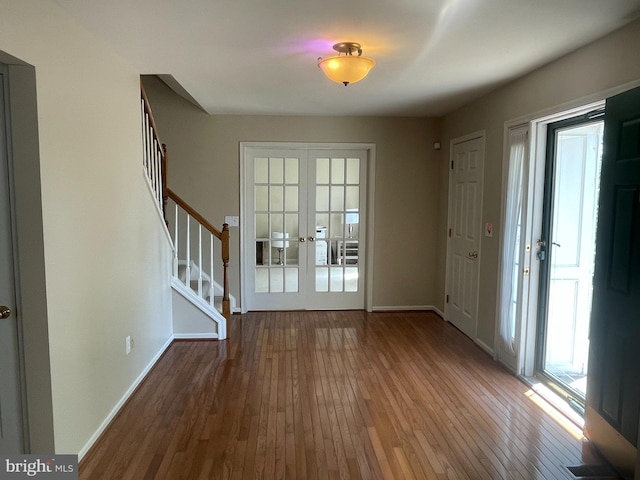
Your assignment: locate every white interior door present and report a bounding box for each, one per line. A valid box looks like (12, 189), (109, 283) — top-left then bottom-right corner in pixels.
(242, 145), (367, 311)
(0, 70), (25, 453)
(446, 135), (484, 339)
(245, 147), (306, 310)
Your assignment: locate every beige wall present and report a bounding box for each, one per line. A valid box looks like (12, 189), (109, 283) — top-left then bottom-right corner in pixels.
(144, 76), (444, 310)
(0, 0), (174, 455)
(439, 18), (640, 351)
(145, 17), (640, 352)
(1, 0), (635, 461)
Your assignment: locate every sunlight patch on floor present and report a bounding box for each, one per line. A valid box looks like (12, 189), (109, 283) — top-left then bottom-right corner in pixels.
(524, 383), (585, 441)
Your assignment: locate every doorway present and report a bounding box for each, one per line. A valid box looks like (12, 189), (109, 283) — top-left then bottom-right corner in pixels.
(498, 102), (606, 384)
(498, 88), (640, 476)
(241, 144), (373, 311)
(536, 116), (604, 404)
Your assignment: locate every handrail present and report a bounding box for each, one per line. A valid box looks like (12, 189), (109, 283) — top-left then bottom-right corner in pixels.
(166, 188), (230, 320)
(141, 82), (230, 326)
(166, 188), (223, 240)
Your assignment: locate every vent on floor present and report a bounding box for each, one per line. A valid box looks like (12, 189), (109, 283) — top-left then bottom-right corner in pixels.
(566, 464), (620, 478)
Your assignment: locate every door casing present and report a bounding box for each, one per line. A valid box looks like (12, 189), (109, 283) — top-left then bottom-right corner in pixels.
(499, 100), (606, 377)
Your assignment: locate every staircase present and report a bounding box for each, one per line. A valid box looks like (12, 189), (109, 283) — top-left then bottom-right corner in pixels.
(141, 83), (229, 339)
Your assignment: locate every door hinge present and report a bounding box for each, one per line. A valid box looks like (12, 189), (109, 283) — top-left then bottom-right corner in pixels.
(450, 160), (454, 170)
(448, 228), (452, 238)
(446, 294), (449, 303)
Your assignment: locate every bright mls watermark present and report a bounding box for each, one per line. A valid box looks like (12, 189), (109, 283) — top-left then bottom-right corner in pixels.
(0, 455), (77, 479)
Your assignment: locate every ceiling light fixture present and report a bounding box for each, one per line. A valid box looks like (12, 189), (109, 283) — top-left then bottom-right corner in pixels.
(317, 42), (376, 86)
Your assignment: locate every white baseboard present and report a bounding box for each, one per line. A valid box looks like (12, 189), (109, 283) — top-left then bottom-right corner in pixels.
(78, 329), (227, 460)
(77, 304), (458, 461)
(474, 338), (495, 356)
(372, 305), (444, 318)
(78, 335), (174, 461)
(173, 333), (219, 340)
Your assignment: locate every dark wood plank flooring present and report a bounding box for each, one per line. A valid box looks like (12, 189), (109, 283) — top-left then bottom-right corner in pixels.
(80, 311), (602, 479)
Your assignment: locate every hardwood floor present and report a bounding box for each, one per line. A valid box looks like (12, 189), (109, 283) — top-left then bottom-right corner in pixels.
(80, 311), (604, 479)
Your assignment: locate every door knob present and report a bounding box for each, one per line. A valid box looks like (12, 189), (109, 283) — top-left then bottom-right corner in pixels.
(0, 305), (11, 319)
(468, 250), (478, 259)
(299, 237), (306, 242)
(308, 236), (315, 242)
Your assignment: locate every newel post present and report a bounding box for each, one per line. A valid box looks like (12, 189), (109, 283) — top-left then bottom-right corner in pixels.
(221, 223), (231, 323)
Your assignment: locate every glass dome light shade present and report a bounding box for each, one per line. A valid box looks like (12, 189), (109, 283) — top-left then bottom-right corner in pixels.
(317, 55), (376, 86)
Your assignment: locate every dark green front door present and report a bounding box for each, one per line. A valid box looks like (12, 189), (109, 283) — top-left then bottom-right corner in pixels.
(586, 85), (640, 477)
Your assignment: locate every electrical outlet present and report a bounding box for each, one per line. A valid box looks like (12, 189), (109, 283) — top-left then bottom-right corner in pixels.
(125, 335), (132, 355)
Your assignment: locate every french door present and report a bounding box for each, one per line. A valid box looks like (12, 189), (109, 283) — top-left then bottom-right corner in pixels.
(536, 114), (604, 403)
(242, 145), (368, 311)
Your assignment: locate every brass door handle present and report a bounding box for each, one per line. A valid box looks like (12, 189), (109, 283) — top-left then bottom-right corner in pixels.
(0, 305), (11, 319)
(308, 236), (315, 242)
(468, 250), (478, 259)
(299, 237), (306, 242)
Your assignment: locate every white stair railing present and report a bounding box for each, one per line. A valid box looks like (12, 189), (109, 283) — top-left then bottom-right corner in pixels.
(140, 85), (166, 215)
(140, 83), (230, 328)
(167, 188), (230, 321)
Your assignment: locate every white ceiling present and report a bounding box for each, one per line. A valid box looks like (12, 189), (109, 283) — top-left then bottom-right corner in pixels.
(53, 0), (640, 117)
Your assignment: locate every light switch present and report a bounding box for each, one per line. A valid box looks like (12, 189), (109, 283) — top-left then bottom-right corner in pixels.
(225, 215), (239, 227)
(484, 222), (493, 237)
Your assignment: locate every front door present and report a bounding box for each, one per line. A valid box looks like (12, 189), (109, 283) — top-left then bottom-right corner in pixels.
(446, 135), (484, 339)
(243, 145), (367, 311)
(585, 86), (640, 478)
(0, 69), (25, 453)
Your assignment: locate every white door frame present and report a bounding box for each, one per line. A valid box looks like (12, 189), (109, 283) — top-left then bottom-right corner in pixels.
(498, 101), (605, 376)
(240, 142), (376, 313)
(445, 131), (485, 347)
